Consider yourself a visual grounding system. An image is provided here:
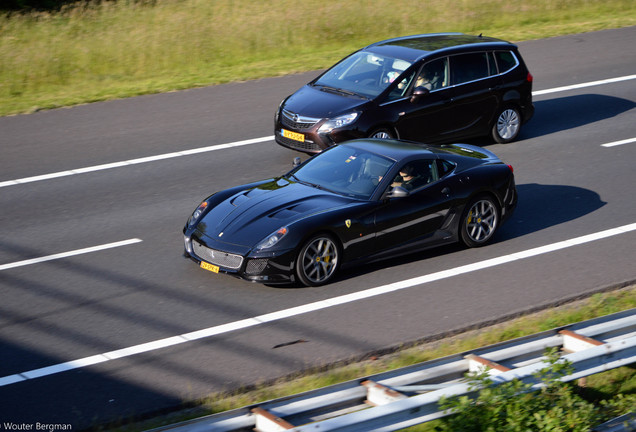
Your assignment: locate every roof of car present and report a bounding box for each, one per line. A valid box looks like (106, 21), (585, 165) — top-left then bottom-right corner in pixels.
(342, 138), (437, 160)
(363, 33), (514, 63)
(341, 138), (500, 163)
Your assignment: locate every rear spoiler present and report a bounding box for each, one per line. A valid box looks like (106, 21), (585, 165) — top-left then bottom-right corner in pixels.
(439, 143), (501, 162)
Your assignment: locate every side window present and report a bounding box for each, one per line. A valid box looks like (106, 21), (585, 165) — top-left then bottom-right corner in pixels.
(494, 51), (519, 74)
(450, 52), (490, 85)
(437, 159), (456, 178)
(385, 69), (417, 101)
(390, 159), (437, 191)
(487, 52), (498, 76)
(414, 58), (449, 91)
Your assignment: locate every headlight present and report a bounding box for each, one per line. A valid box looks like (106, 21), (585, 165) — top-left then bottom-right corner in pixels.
(255, 227), (288, 251)
(317, 112), (359, 133)
(187, 201), (208, 227)
(184, 235), (193, 254)
(275, 98), (286, 123)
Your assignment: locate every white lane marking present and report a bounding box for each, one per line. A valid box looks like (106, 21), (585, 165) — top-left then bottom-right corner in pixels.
(601, 137), (636, 148)
(0, 239), (143, 271)
(2, 74), (636, 190)
(532, 74), (636, 96)
(0, 136), (274, 188)
(1, 222), (634, 387)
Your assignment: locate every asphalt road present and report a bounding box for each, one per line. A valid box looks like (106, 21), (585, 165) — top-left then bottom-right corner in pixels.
(1, 27), (635, 429)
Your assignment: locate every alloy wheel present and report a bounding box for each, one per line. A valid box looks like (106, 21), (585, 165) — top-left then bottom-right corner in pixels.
(370, 129), (394, 139)
(298, 236), (339, 286)
(464, 199), (498, 244)
(496, 108), (520, 141)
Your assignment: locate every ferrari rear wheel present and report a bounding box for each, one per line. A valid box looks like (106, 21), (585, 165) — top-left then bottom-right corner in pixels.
(296, 234), (340, 286)
(460, 196), (500, 247)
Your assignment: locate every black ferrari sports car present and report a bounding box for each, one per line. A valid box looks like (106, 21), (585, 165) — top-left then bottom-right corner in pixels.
(183, 139), (517, 286)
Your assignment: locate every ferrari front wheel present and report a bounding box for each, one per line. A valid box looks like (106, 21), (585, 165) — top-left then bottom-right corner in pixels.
(460, 196), (500, 247)
(296, 234), (340, 287)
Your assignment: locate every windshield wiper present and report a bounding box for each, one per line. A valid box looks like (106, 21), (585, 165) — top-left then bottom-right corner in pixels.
(288, 174), (337, 193)
(288, 174), (319, 188)
(316, 84), (367, 99)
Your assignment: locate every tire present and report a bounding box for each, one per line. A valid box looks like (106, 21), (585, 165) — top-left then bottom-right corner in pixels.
(369, 128), (395, 139)
(491, 105), (521, 144)
(460, 196), (500, 247)
(296, 234), (340, 287)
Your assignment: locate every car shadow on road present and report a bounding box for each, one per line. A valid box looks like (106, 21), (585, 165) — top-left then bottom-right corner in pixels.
(320, 183), (606, 287)
(523, 93), (635, 139)
(460, 93), (635, 145)
(497, 183), (606, 239)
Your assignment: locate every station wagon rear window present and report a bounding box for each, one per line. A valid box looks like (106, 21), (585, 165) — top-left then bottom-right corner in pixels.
(494, 51), (519, 74)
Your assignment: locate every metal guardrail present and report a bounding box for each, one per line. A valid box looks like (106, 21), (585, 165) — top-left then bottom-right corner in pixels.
(592, 413), (636, 432)
(150, 309), (636, 432)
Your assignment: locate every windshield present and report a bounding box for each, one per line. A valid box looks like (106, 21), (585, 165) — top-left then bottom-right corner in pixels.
(289, 145), (395, 200)
(313, 51), (414, 99)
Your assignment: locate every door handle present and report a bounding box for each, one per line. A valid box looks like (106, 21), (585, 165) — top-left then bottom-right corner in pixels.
(442, 187), (451, 196)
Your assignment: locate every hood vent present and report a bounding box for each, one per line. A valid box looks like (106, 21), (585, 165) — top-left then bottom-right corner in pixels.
(268, 204), (301, 219)
(230, 192), (250, 207)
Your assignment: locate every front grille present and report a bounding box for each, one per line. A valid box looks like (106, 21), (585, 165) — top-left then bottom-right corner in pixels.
(245, 259), (268, 275)
(281, 109), (320, 130)
(277, 133), (322, 152)
(192, 239), (243, 269)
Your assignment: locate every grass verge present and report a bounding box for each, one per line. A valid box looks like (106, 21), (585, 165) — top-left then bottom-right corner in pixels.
(1, 0), (636, 116)
(107, 284), (636, 431)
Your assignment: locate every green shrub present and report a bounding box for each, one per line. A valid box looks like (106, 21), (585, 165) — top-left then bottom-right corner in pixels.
(436, 348), (635, 432)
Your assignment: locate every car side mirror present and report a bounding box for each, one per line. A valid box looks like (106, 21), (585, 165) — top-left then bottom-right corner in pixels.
(293, 157), (302, 168)
(410, 86), (430, 103)
(387, 186), (409, 198)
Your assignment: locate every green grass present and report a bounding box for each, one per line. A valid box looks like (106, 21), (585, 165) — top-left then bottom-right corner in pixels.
(109, 286), (636, 431)
(1, 0), (635, 116)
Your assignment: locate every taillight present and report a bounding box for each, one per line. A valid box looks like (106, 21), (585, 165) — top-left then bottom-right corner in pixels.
(507, 164), (514, 173)
(527, 72), (533, 83)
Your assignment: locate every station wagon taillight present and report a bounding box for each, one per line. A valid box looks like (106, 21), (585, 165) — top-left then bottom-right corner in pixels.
(527, 72), (534, 83)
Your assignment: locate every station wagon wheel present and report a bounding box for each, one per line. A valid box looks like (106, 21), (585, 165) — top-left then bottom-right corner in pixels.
(492, 105), (521, 144)
(296, 234), (340, 287)
(369, 128), (394, 139)
(460, 196), (500, 247)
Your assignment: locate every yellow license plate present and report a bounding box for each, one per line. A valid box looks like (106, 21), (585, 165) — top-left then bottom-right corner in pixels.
(200, 261), (220, 273)
(282, 129), (305, 142)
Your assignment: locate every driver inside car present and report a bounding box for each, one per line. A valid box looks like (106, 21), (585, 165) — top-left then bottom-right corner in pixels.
(391, 164), (420, 190)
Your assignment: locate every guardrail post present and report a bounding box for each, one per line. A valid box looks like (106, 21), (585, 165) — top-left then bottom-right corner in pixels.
(252, 407), (295, 432)
(465, 354), (511, 375)
(361, 380), (407, 406)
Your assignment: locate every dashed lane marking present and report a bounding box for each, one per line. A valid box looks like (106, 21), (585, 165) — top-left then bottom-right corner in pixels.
(2, 74), (636, 189)
(1, 223), (634, 387)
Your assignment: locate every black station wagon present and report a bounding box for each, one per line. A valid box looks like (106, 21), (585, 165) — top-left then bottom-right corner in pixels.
(275, 33), (534, 153)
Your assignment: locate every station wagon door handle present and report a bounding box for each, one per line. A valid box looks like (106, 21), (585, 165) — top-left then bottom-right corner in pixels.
(442, 187), (451, 196)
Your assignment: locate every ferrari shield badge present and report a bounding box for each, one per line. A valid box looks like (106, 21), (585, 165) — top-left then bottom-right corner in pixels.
(345, 219), (352, 228)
